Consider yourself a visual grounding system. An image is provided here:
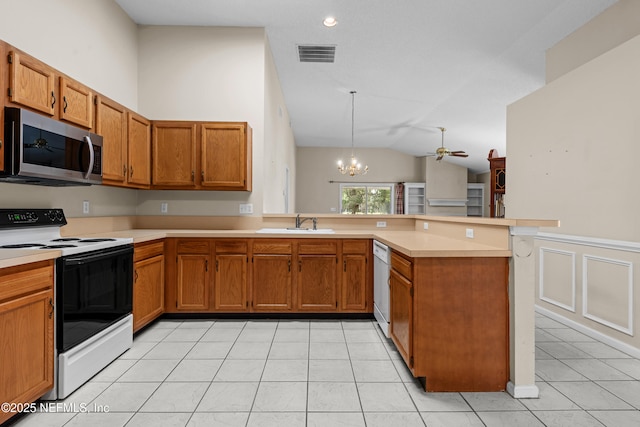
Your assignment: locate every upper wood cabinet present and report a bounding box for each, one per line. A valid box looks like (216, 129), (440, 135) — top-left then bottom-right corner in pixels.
(7, 50), (56, 116)
(95, 95), (128, 184)
(59, 77), (93, 128)
(201, 122), (252, 191)
(127, 112), (151, 188)
(152, 121), (197, 187)
(150, 121), (253, 191)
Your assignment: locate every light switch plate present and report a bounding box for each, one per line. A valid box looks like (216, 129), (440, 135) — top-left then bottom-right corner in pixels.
(82, 200), (90, 214)
(466, 228), (474, 238)
(161, 202), (168, 214)
(423, 222), (429, 230)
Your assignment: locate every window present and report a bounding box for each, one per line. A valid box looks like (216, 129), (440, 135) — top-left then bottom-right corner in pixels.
(340, 184), (394, 214)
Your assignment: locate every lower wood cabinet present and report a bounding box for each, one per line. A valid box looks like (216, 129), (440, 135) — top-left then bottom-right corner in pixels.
(214, 240), (249, 312)
(165, 237), (372, 314)
(0, 260), (54, 424)
(389, 250), (510, 392)
(133, 240), (165, 332)
(296, 240), (339, 312)
(252, 241), (294, 311)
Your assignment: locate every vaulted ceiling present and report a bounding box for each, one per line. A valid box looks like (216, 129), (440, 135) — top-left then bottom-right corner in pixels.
(116, 0), (616, 173)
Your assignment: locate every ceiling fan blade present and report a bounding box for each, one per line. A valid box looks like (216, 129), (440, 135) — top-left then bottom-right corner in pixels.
(436, 154), (444, 161)
(450, 152), (469, 157)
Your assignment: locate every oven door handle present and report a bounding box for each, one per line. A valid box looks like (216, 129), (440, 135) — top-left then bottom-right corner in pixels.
(64, 246), (132, 266)
(84, 135), (95, 180)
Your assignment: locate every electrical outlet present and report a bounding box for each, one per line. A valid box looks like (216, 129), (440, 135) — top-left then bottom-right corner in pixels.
(330, 207), (337, 212)
(376, 221), (387, 228)
(239, 203), (253, 214)
(466, 228), (474, 238)
(82, 200), (90, 214)
(423, 222), (429, 230)
(161, 202), (168, 214)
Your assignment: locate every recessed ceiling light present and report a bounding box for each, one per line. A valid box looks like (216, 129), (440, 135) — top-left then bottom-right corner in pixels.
(323, 17), (337, 27)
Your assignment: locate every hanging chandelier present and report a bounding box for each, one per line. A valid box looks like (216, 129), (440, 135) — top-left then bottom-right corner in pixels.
(337, 91), (368, 176)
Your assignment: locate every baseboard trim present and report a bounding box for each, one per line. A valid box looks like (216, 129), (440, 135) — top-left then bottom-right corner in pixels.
(506, 382), (539, 399)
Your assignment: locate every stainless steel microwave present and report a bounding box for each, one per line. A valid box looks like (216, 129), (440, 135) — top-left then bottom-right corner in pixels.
(1, 107), (102, 186)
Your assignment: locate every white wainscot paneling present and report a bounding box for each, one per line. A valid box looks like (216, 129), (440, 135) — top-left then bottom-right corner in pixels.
(539, 247), (576, 312)
(583, 255), (634, 336)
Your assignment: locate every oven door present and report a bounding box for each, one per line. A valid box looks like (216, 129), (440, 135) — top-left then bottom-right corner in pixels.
(56, 245), (133, 352)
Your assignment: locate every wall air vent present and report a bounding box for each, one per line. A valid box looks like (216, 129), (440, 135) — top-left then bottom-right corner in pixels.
(297, 45), (336, 63)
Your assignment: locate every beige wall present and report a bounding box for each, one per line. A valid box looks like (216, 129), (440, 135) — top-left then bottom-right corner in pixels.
(295, 147), (424, 213)
(509, 27), (640, 354)
(263, 39), (296, 214)
(1, 4), (295, 217)
(0, 0), (139, 217)
(424, 157), (468, 216)
(546, 0), (640, 83)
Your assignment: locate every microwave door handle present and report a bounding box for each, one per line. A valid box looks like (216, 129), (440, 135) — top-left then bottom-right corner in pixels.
(83, 135), (95, 180)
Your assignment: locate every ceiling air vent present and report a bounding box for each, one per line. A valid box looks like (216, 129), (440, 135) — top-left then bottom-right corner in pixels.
(297, 45), (336, 63)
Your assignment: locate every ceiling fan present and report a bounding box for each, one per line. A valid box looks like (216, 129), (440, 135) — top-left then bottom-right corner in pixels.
(428, 127), (468, 161)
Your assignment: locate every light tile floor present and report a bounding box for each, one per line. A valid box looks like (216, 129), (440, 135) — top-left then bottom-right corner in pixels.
(10, 313), (640, 427)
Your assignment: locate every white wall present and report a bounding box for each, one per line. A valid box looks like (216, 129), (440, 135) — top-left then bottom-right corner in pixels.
(424, 157), (468, 216)
(0, 0), (139, 217)
(296, 147), (424, 213)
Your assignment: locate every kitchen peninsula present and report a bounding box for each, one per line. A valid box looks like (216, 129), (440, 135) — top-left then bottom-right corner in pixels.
(0, 214), (556, 403)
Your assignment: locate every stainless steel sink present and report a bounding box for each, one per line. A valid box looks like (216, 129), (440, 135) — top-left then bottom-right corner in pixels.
(256, 228), (335, 234)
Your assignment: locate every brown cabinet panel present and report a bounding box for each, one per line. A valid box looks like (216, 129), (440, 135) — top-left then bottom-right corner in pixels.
(341, 254), (368, 311)
(252, 254), (293, 311)
(200, 122), (251, 190)
(127, 112), (151, 187)
(96, 95), (128, 184)
(177, 239), (210, 254)
(297, 255), (337, 311)
(214, 253), (248, 311)
(59, 77), (93, 129)
(0, 43), (5, 172)
(342, 239), (368, 254)
(152, 122), (197, 187)
(253, 240), (292, 254)
(298, 241), (337, 255)
(0, 261), (54, 425)
(215, 240), (248, 254)
(391, 251), (413, 281)
(133, 254), (164, 332)
(7, 50), (56, 116)
(389, 268), (412, 369)
(176, 253), (210, 311)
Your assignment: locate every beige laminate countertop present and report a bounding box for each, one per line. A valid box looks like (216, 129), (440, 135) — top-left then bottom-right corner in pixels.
(0, 228), (512, 269)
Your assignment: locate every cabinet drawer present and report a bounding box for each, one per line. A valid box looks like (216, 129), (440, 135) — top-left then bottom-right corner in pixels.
(253, 240), (292, 254)
(176, 239), (210, 254)
(342, 240), (369, 254)
(298, 241), (337, 255)
(0, 260), (54, 302)
(134, 240), (164, 261)
(215, 240), (248, 254)
(391, 251), (413, 281)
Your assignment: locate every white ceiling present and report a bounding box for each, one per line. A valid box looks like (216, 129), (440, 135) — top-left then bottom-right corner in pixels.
(116, 0), (616, 173)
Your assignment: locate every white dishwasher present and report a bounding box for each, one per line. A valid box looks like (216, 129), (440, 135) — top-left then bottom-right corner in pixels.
(373, 240), (391, 337)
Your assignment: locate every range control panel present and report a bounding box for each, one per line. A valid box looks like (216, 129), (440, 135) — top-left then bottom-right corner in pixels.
(0, 209), (67, 228)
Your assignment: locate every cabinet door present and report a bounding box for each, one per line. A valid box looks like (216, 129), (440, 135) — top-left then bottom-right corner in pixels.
(176, 253), (210, 311)
(133, 254), (165, 332)
(389, 268), (413, 368)
(297, 255), (338, 311)
(96, 96), (128, 184)
(127, 112), (151, 187)
(214, 254), (248, 311)
(152, 122), (197, 187)
(252, 255), (293, 311)
(341, 254), (368, 311)
(0, 288), (54, 424)
(59, 77), (93, 129)
(200, 122), (251, 190)
(7, 50), (56, 116)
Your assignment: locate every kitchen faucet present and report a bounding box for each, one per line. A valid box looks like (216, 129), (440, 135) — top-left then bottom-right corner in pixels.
(295, 214), (317, 230)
